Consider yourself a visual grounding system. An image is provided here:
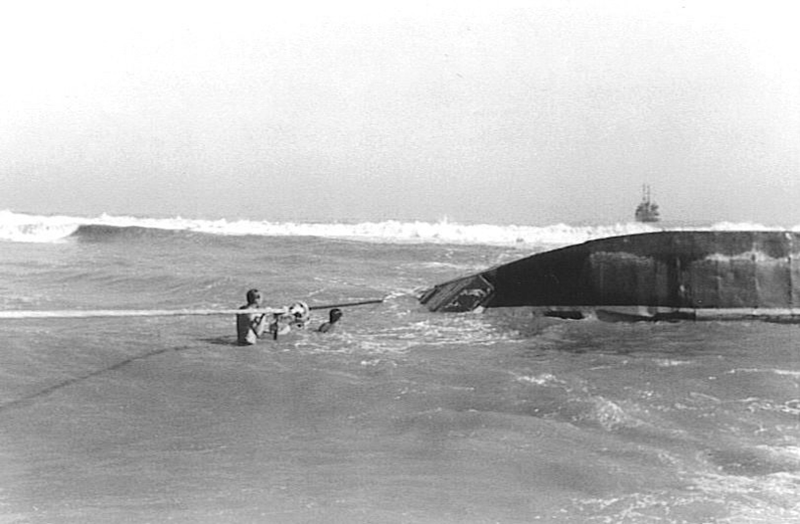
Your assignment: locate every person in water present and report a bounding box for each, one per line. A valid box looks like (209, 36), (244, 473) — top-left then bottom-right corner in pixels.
(318, 308), (343, 333)
(236, 289), (285, 345)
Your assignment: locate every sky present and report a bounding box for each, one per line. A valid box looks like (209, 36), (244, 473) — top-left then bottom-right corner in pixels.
(1, 1), (798, 226)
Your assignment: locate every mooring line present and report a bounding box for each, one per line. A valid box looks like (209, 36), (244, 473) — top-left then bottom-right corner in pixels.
(0, 345), (192, 413)
(0, 298), (387, 412)
(0, 298), (386, 320)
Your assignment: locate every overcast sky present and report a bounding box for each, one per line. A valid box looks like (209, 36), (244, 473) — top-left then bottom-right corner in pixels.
(1, 1), (798, 225)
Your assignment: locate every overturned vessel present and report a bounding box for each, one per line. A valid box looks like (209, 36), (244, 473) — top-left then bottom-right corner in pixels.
(420, 231), (800, 321)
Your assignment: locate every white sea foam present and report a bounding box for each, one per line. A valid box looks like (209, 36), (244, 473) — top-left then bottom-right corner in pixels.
(755, 445), (800, 466)
(576, 471), (800, 523)
(0, 211), (84, 243)
(653, 358), (694, 367)
(1, 210), (796, 247)
(516, 373), (564, 386)
(588, 397), (645, 431)
(728, 368), (800, 378)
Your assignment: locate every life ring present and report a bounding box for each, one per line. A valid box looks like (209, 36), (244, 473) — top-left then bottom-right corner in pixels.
(287, 301), (310, 328)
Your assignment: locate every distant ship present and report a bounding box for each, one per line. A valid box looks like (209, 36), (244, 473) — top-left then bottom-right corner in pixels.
(635, 185), (660, 223)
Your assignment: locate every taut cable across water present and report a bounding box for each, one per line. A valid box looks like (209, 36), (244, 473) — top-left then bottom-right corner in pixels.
(0, 298), (386, 319)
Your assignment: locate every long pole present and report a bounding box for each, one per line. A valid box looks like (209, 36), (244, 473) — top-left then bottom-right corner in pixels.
(307, 298), (384, 310)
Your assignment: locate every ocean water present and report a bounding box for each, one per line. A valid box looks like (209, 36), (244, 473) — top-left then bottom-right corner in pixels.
(1, 211), (798, 523)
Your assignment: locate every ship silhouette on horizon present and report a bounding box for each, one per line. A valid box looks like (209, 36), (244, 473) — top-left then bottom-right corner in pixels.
(635, 185), (660, 223)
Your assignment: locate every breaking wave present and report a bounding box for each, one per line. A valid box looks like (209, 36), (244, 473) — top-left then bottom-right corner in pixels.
(71, 224), (189, 242)
(1, 210), (797, 248)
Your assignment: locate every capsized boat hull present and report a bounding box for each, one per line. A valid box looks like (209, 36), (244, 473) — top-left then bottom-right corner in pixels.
(419, 231), (800, 320)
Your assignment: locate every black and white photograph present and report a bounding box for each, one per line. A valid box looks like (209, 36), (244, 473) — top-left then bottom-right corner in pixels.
(1, 1), (798, 522)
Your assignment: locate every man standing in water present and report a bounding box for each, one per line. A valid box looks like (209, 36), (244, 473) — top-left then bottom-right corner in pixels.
(317, 308), (343, 333)
(237, 289), (284, 345)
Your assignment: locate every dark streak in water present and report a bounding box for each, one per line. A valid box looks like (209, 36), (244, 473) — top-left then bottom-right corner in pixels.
(0, 345), (192, 413)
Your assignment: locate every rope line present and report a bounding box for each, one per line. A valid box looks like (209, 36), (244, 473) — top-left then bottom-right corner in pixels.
(0, 298), (385, 320)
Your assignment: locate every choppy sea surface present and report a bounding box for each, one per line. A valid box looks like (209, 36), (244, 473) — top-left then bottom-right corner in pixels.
(1, 211), (798, 523)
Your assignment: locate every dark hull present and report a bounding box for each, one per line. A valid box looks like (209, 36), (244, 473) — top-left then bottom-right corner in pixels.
(420, 231), (800, 321)
(635, 204), (660, 223)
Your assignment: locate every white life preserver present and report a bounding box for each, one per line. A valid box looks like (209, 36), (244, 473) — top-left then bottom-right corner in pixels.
(270, 301), (310, 338)
(287, 301), (310, 329)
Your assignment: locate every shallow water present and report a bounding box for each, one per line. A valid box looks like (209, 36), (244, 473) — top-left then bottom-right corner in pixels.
(0, 219), (798, 523)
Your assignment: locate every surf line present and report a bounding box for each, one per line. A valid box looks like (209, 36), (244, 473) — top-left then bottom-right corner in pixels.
(0, 298), (386, 320)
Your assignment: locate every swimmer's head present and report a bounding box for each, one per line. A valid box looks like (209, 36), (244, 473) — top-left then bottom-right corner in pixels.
(329, 308), (343, 323)
(246, 289), (261, 304)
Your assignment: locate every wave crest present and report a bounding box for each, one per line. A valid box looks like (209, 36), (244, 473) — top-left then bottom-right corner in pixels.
(0, 211), (81, 243)
(1, 210), (796, 248)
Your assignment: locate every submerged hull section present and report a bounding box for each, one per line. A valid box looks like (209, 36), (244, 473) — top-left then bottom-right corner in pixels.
(420, 231), (800, 320)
